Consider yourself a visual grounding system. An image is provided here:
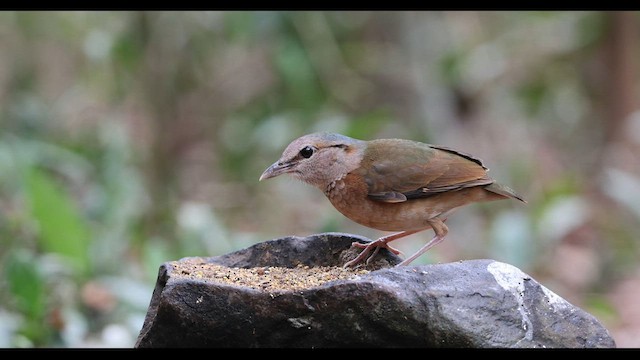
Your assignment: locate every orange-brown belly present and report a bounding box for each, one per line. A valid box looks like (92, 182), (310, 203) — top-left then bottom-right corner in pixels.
(325, 174), (502, 232)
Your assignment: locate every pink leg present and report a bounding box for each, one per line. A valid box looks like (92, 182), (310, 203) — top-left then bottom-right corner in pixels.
(343, 229), (427, 268)
(397, 218), (449, 266)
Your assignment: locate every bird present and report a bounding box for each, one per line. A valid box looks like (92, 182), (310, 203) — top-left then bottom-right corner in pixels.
(259, 132), (526, 267)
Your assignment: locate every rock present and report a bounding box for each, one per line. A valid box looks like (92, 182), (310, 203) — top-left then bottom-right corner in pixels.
(135, 233), (616, 348)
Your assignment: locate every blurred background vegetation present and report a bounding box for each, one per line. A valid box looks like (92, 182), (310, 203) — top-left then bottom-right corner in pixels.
(0, 11), (639, 347)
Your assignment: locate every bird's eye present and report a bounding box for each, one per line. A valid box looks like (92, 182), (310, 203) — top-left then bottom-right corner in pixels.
(299, 146), (314, 159)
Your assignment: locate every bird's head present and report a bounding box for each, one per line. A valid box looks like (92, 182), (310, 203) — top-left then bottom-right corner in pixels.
(259, 132), (365, 189)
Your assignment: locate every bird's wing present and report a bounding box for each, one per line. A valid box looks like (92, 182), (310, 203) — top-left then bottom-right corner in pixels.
(358, 140), (493, 203)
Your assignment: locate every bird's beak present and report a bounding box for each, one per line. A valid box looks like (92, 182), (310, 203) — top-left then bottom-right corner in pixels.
(259, 160), (292, 181)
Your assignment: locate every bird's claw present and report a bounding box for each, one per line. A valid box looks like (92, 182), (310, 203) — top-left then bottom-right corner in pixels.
(351, 240), (403, 255)
(343, 240), (404, 268)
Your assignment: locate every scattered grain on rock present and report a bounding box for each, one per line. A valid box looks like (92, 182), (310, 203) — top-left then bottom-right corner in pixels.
(171, 258), (370, 292)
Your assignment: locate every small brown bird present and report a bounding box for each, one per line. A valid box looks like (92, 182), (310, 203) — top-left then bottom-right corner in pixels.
(260, 132), (526, 267)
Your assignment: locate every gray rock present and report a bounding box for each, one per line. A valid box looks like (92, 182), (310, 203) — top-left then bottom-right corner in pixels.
(135, 233), (616, 348)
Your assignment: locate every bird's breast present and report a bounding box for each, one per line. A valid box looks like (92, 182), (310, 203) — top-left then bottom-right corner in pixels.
(324, 173), (438, 231)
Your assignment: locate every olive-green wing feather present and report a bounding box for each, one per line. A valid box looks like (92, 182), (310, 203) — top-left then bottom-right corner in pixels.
(357, 139), (493, 203)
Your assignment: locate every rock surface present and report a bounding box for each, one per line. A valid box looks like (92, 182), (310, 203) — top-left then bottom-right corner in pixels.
(135, 233), (616, 348)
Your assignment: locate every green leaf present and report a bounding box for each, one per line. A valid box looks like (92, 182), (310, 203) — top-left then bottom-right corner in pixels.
(584, 294), (618, 325)
(275, 38), (324, 112)
(4, 250), (46, 320)
(345, 109), (390, 140)
(25, 167), (91, 275)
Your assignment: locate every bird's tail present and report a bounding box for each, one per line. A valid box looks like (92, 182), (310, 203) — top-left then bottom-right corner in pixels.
(484, 182), (527, 203)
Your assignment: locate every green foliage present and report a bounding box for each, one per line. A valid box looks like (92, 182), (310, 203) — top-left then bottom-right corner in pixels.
(439, 49), (467, 85)
(5, 250), (46, 321)
(275, 37), (325, 113)
(25, 167), (92, 276)
(344, 109), (391, 140)
(516, 78), (550, 116)
(584, 294), (618, 325)
(4, 250), (50, 345)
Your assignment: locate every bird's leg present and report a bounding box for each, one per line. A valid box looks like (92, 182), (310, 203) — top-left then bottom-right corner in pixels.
(365, 246), (387, 265)
(351, 231), (418, 253)
(397, 218), (449, 266)
(343, 229), (425, 268)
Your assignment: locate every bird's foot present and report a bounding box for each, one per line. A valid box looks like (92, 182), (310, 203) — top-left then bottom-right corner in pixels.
(343, 239), (403, 268)
(351, 240), (403, 255)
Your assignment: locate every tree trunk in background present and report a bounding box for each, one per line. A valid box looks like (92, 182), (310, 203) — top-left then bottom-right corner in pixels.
(604, 11), (639, 147)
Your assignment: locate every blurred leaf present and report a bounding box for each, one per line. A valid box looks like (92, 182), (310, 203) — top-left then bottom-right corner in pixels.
(317, 216), (342, 234)
(4, 250), (46, 320)
(439, 49), (467, 85)
(584, 294), (618, 325)
(576, 12), (606, 47)
(224, 11), (257, 41)
(25, 167), (91, 276)
(111, 18), (145, 72)
(532, 175), (583, 222)
(344, 109), (391, 140)
(275, 37), (324, 113)
(142, 239), (173, 283)
(516, 77), (549, 116)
